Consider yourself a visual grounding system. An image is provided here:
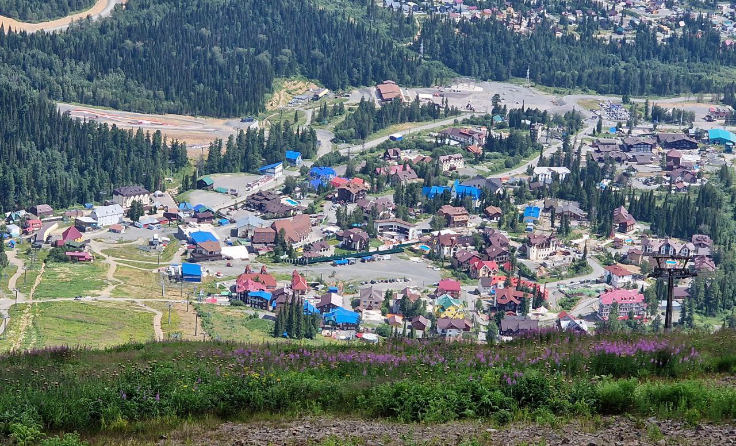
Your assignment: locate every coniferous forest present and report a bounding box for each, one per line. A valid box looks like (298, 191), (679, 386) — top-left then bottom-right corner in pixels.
(0, 0), (95, 22)
(0, 82), (188, 211)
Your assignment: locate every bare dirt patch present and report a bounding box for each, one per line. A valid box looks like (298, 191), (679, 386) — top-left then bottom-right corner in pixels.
(266, 79), (318, 111)
(159, 416), (736, 446)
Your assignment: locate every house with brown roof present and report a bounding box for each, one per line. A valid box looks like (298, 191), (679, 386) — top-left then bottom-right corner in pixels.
(190, 240), (223, 262)
(360, 286), (384, 310)
(433, 233), (474, 257)
(613, 206), (636, 233)
(357, 197), (395, 219)
(271, 214), (312, 246)
(252, 227), (277, 245)
(524, 233), (557, 261)
(317, 292), (344, 313)
(410, 315), (431, 332)
(336, 181), (368, 203)
(383, 148), (401, 161)
(29, 204), (53, 218)
(376, 80), (403, 102)
(484, 205), (502, 222)
(500, 315), (539, 335)
(436, 318), (472, 337)
(666, 149), (683, 169)
(438, 205), (469, 228)
(112, 185), (151, 209)
(622, 136), (656, 153)
(452, 249), (481, 271)
(484, 244), (510, 264)
(339, 228), (370, 251)
(439, 127), (487, 146)
(657, 133), (698, 150)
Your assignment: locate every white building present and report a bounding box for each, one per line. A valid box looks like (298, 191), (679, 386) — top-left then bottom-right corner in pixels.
(534, 166), (571, 183)
(92, 204), (125, 227)
(604, 264), (635, 288)
(438, 154), (465, 172)
(112, 185), (151, 209)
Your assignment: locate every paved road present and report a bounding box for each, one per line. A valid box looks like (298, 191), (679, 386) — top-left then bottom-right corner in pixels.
(0, 0), (124, 34)
(544, 257), (605, 310)
(338, 113), (475, 157)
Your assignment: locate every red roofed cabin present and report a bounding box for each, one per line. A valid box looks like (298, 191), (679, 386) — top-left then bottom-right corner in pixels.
(436, 278), (462, 298)
(66, 251), (93, 262)
(290, 270), (309, 295)
(55, 227), (83, 247)
(24, 219), (43, 234)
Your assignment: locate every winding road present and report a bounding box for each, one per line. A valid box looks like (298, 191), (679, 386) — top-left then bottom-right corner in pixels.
(0, 0), (124, 34)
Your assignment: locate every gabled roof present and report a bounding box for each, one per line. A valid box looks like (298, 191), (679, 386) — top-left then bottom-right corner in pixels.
(437, 278), (461, 292)
(62, 226), (83, 241)
(285, 151), (302, 160)
(323, 307), (360, 325)
(113, 185), (150, 197)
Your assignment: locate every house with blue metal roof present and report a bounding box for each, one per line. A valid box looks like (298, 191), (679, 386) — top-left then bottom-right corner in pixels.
(193, 204), (210, 213)
(422, 185), (451, 199)
(451, 180), (481, 204)
(178, 202), (194, 212)
(285, 151), (303, 165)
(323, 307), (360, 329)
(258, 162), (283, 178)
(708, 128), (736, 146)
(181, 263), (202, 282)
(190, 231), (218, 244)
(245, 290), (272, 310)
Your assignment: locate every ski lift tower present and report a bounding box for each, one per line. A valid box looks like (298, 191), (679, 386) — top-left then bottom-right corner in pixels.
(648, 255), (697, 330)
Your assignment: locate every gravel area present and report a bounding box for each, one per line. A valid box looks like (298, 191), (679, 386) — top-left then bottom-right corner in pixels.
(160, 416), (736, 446)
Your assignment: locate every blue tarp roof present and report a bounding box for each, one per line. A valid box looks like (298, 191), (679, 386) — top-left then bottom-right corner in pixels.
(709, 128), (736, 144)
(304, 301), (319, 315)
(190, 231), (218, 244)
(285, 150), (302, 160)
(523, 206), (541, 219)
(259, 162), (283, 171)
(249, 291), (272, 300)
(310, 166), (336, 178)
(323, 307), (360, 325)
(218, 218), (229, 225)
(181, 263), (202, 277)
(452, 180), (481, 200)
(422, 185), (450, 199)
(179, 202), (194, 211)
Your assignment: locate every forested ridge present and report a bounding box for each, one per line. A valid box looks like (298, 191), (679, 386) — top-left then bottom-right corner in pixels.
(0, 81), (188, 211)
(416, 14), (732, 96)
(0, 0), (95, 22)
(0, 0), (439, 117)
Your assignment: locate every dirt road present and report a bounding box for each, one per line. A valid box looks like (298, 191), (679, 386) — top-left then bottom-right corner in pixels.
(0, 0), (124, 34)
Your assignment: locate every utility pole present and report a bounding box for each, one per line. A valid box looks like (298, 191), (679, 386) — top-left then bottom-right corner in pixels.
(167, 302), (174, 325)
(649, 255), (697, 330)
(194, 312), (198, 336)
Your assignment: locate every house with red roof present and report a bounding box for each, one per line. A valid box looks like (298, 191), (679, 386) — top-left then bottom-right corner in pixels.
(604, 264), (635, 288)
(436, 278), (462, 298)
(55, 226), (83, 247)
(469, 259), (499, 279)
(598, 289), (646, 320)
(290, 270), (309, 295)
(235, 265), (277, 301)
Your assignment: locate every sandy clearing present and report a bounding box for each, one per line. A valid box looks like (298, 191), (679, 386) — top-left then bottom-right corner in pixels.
(0, 0), (124, 34)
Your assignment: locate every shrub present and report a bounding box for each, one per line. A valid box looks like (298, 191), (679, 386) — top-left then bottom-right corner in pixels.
(42, 433), (89, 446)
(492, 409), (512, 426)
(596, 379), (636, 414)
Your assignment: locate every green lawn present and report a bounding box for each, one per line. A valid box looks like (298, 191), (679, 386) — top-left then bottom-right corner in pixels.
(197, 305), (334, 345)
(33, 261), (109, 299)
(0, 263), (18, 297)
(102, 241), (179, 264)
(112, 266), (186, 300)
(1, 301), (155, 350)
